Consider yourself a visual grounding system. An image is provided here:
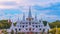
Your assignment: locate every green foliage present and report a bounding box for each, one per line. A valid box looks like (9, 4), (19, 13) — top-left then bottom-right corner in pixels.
(49, 20), (60, 34)
(49, 28), (60, 34)
(43, 21), (47, 26)
(0, 20), (11, 29)
(49, 20), (60, 28)
(0, 19), (60, 30)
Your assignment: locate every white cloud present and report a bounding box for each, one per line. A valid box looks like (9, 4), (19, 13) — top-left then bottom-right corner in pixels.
(0, 0), (60, 9)
(0, 0), (16, 2)
(0, 5), (17, 9)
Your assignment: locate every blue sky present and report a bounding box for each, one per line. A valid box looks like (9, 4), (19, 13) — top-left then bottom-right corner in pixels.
(0, 0), (60, 22)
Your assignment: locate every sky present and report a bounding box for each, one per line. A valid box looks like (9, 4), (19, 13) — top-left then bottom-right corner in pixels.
(0, 0), (60, 22)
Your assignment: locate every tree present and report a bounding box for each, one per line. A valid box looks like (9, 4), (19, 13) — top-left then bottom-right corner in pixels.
(43, 21), (47, 26)
(49, 20), (60, 28)
(0, 20), (11, 29)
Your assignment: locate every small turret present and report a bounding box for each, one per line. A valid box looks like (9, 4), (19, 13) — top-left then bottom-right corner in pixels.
(10, 19), (14, 29)
(8, 16), (12, 23)
(23, 13), (25, 21)
(44, 22), (50, 34)
(40, 17), (44, 25)
(17, 14), (20, 22)
(17, 16), (20, 23)
(8, 19), (11, 23)
(46, 23), (50, 30)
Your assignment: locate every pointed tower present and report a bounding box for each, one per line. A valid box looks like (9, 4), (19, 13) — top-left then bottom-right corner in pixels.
(40, 17), (44, 24)
(39, 17), (44, 31)
(46, 23), (50, 30)
(23, 13), (25, 21)
(9, 19), (15, 33)
(28, 6), (32, 18)
(16, 16), (20, 28)
(17, 17), (20, 22)
(44, 23), (50, 34)
(26, 6), (34, 21)
(16, 16), (20, 24)
(7, 19), (14, 33)
(17, 14), (20, 22)
(10, 19), (14, 30)
(40, 16), (44, 25)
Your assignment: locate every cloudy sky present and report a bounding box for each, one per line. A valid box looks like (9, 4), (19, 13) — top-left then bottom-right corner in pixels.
(0, 0), (60, 22)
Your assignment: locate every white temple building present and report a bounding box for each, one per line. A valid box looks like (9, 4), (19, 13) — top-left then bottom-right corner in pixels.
(7, 7), (50, 34)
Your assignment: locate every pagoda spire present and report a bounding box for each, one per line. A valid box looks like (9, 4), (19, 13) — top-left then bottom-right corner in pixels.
(23, 13), (25, 21)
(40, 16), (44, 26)
(10, 19), (14, 29)
(28, 6), (32, 18)
(26, 6), (33, 21)
(40, 16), (43, 23)
(46, 22), (50, 29)
(17, 16), (19, 21)
(17, 14), (20, 22)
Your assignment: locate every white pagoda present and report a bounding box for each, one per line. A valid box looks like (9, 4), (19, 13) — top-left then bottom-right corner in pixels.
(7, 7), (50, 34)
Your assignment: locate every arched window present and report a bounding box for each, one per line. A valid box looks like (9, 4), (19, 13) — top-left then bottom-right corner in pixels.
(29, 28), (31, 31)
(26, 25), (28, 27)
(15, 28), (17, 31)
(39, 28), (41, 30)
(36, 25), (38, 28)
(39, 25), (40, 27)
(26, 23), (28, 24)
(23, 26), (24, 28)
(20, 25), (21, 27)
(33, 28), (34, 30)
(29, 22), (31, 25)
(32, 22), (34, 24)
(19, 29), (21, 31)
(43, 29), (45, 32)
(33, 25), (34, 27)
(26, 28), (28, 30)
